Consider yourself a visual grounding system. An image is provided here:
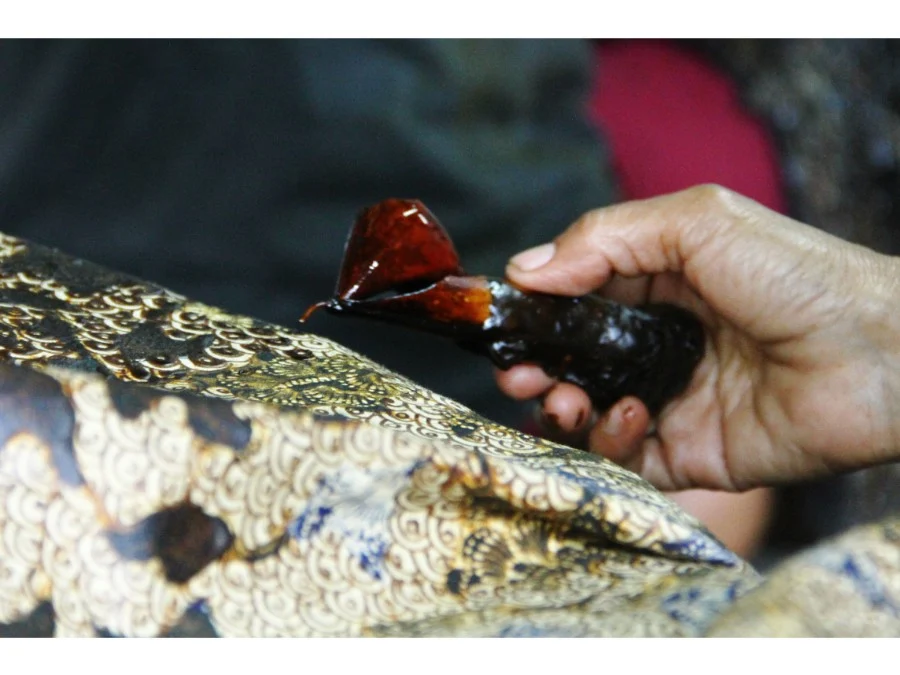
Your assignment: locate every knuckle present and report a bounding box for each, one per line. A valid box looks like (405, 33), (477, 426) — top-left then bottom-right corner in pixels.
(687, 184), (739, 214)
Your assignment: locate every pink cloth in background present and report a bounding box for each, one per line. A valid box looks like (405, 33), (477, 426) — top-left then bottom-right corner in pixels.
(588, 40), (787, 212)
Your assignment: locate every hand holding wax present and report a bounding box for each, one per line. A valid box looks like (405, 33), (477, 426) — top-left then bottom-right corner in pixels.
(302, 198), (706, 418)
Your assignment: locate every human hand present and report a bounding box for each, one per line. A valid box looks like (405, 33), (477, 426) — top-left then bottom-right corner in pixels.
(496, 186), (900, 491)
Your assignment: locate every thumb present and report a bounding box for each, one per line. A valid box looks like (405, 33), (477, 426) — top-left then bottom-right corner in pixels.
(505, 187), (730, 296)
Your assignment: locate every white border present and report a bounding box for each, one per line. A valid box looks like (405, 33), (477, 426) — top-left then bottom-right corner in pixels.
(3, 2), (897, 38)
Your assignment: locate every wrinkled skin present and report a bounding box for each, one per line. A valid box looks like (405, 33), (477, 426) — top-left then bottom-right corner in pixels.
(498, 186), (900, 493)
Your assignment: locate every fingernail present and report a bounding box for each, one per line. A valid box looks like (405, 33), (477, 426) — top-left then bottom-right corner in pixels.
(508, 242), (556, 272)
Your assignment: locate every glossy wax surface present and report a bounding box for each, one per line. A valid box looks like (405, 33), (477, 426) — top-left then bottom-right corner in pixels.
(484, 280), (706, 415)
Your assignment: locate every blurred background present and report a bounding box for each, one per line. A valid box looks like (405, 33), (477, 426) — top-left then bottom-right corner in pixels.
(1, 39), (898, 568)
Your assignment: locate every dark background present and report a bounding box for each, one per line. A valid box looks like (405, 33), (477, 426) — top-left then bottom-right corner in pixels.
(0, 39), (616, 429)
